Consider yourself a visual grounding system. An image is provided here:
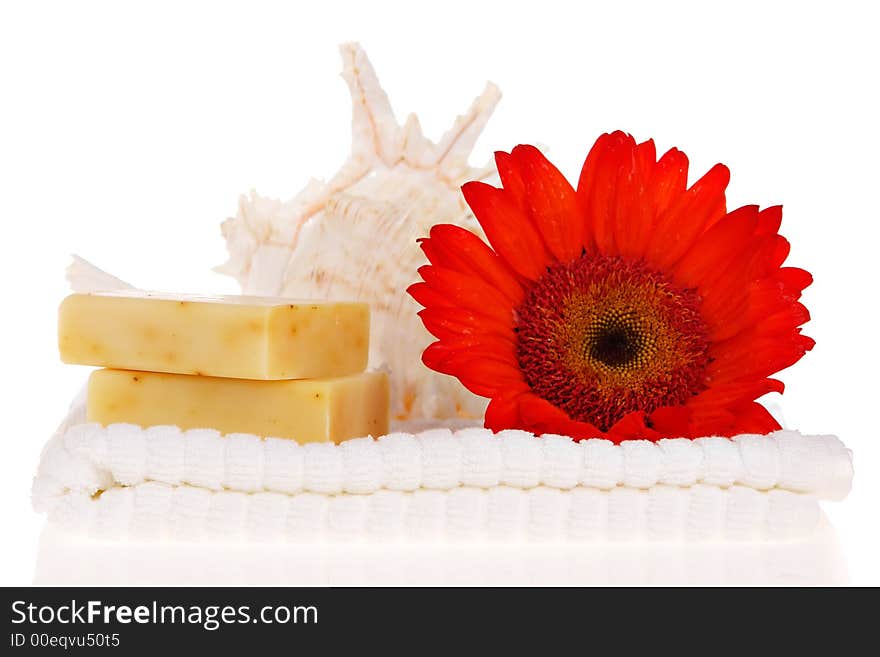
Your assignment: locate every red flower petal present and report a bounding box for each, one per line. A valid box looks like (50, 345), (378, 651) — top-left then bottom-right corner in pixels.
(648, 405), (695, 437)
(708, 332), (814, 384)
(755, 204), (783, 236)
(612, 138), (660, 259)
(649, 147), (690, 219)
(484, 392), (524, 431)
(508, 145), (584, 261)
(417, 307), (513, 343)
(515, 393), (603, 440)
(672, 204), (760, 291)
(687, 405), (736, 436)
(461, 181), (553, 280)
(644, 163), (730, 271)
(605, 411), (662, 443)
(407, 281), (455, 310)
(725, 401), (781, 435)
(422, 340), (518, 383)
(578, 131), (637, 254)
(690, 378), (785, 408)
(416, 265), (514, 326)
(703, 260), (808, 343)
(775, 267), (813, 299)
(419, 224), (524, 306)
(452, 355), (528, 397)
(495, 151), (527, 209)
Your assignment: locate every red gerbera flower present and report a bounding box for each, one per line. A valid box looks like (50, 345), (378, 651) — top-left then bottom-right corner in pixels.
(408, 131), (814, 442)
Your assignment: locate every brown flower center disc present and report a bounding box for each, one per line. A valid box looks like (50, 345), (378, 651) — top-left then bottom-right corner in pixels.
(515, 255), (711, 431)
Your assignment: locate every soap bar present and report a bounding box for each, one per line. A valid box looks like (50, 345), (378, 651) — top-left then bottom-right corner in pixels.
(59, 292), (369, 379)
(87, 369), (390, 443)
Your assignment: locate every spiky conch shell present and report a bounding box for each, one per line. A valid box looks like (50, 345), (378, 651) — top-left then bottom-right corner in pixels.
(216, 44), (500, 421)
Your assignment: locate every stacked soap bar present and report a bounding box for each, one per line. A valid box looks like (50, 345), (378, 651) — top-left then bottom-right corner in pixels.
(59, 292), (389, 443)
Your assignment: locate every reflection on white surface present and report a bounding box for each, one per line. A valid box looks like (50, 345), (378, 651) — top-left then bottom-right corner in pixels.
(34, 514), (848, 586)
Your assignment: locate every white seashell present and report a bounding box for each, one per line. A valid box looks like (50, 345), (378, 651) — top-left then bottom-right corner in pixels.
(66, 255), (133, 293)
(217, 43), (501, 421)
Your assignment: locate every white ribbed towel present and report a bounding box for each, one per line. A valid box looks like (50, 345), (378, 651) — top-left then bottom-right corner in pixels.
(32, 396), (853, 543)
(34, 423), (852, 505)
(46, 482), (821, 543)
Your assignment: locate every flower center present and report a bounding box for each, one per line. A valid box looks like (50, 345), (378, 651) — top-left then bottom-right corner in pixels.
(515, 255), (710, 431)
(587, 310), (644, 367)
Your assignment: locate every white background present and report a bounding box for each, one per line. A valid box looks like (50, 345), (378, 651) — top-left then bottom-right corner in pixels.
(1, 0), (877, 585)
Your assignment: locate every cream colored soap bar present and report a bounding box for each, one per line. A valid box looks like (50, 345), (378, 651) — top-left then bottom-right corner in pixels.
(87, 369), (389, 443)
(59, 292), (369, 379)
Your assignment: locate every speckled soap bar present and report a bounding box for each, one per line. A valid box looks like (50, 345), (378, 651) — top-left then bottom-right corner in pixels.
(87, 369), (389, 442)
(59, 292), (369, 379)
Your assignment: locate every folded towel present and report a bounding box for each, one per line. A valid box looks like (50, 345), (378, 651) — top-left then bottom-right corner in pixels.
(46, 482), (821, 543)
(32, 395), (852, 543)
(34, 422), (853, 511)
